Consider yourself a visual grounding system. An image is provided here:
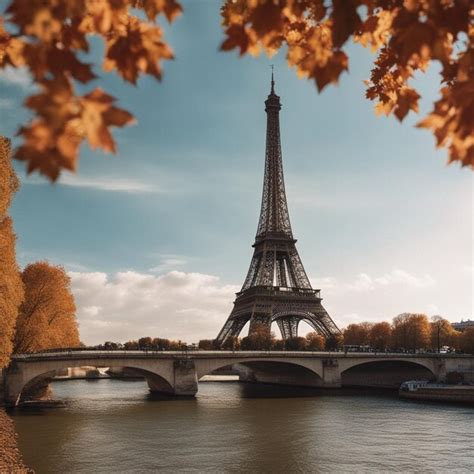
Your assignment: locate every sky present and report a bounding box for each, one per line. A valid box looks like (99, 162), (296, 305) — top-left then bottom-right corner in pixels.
(1, 1), (472, 345)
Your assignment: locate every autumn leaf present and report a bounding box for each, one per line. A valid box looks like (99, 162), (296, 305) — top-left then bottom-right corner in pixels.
(1, 0), (182, 180)
(80, 88), (135, 152)
(220, 0), (474, 169)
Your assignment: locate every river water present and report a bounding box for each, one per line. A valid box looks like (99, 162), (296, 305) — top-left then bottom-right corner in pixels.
(11, 379), (474, 473)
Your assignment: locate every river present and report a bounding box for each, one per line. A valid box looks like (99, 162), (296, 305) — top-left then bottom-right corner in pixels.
(10, 379), (474, 473)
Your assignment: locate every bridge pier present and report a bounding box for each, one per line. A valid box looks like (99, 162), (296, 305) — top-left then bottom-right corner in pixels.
(322, 358), (341, 388)
(172, 360), (198, 396)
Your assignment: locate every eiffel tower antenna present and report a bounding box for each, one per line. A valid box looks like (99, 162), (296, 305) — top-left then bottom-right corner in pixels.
(271, 64), (275, 94)
(215, 76), (341, 345)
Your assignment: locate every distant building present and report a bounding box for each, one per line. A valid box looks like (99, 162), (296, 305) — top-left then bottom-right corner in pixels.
(452, 319), (474, 332)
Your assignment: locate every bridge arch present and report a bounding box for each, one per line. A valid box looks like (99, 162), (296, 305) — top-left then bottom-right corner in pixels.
(340, 359), (437, 388)
(195, 357), (324, 387)
(7, 357), (176, 406)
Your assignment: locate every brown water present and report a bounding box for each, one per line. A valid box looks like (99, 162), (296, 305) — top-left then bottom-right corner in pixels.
(11, 379), (474, 473)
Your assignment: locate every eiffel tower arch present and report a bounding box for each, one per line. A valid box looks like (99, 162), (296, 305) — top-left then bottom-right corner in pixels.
(216, 72), (341, 345)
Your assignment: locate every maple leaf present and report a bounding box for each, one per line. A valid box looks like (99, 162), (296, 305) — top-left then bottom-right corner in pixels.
(80, 88), (135, 152)
(104, 18), (174, 83)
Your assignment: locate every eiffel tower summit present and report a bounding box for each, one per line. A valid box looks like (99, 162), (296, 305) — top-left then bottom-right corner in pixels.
(216, 71), (341, 346)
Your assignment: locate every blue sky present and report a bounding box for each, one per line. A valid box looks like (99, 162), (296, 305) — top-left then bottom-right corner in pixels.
(1, 1), (472, 344)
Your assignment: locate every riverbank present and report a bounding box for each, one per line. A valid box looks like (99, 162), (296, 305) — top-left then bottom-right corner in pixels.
(0, 409), (32, 473)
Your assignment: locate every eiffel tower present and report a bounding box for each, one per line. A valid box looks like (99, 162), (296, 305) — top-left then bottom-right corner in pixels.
(216, 71), (341, 345)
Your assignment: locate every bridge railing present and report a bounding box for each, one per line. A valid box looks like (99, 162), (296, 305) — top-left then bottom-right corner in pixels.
(10, 349), (472, 360)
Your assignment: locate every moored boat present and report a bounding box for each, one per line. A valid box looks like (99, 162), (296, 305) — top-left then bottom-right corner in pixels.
(399, 380), (474, 405)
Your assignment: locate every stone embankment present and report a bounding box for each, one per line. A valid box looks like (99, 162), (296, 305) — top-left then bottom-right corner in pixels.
(0, 409), (32, 473)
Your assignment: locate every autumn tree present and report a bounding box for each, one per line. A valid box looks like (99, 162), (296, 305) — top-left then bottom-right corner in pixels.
(272, 339), (286, 350)
(343, 322), (373, 346)
(458, 327), (474, 354)
(430, 315), (455, 352)
(0, 136), (24, 368)
(221, 335), (240, 350)
(152, 337), (171, 350)
(392, 313), (430, 352)
(138, 336), (153, 350)
(305, 331), (325, 351)
(14, 261), (80, 353)
(240, 323), (275, 350)
(124, 340), (139, 350)
(285, 336), (307, 351)
(369, 321), (392, 351)
(198, 339), (215, 350)
(0, 0), (472, 180)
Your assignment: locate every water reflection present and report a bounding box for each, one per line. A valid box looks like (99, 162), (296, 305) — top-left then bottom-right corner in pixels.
(11, 379), (474, 473)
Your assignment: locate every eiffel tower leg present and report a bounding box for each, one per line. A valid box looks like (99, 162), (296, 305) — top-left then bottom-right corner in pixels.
(303, 313), (339, 340)
(249, 314), (272, 334)
(216, 316), (249, 344)
(276, 317), (299, 339)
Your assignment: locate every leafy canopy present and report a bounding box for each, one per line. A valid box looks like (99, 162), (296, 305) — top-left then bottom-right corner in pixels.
(0, 0), (472, 181)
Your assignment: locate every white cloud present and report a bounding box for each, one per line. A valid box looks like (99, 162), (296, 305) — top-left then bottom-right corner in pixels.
(69, 270), (239, 345)
(311, 276), (338, 290)
(312, 269), (436, 293)
(69, 267), (440, 345)
(149, 255), (188, 273)
(0, 66), (32, 89)
(59, 174), (160, 193)
(26, 173), (160, 193)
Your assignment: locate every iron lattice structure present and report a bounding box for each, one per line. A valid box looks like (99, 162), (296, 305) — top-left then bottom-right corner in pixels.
(216, 75), (341, 344)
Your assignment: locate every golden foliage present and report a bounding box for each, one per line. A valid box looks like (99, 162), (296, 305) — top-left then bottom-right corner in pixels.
(391, 312), (431, 352)
(305, 331), (325, 350)
(0, 0), (181, 180)
(459, 327), (474, 354)
(369, 321), (392, 351)
(343, 321), (373, 346)
(14, 261), (80, 354)
(0, 1), (471, 177)
(0, 217), (24, 368)
(221, 0), (474, 168)
(0, 137), (24, 369)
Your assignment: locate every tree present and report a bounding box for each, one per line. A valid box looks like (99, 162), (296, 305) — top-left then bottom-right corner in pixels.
(138, 336), (153, 350)
(272, 339), (286, 351)
(221, 335), (240, 351)
(459, 327), (474, 355)
(391, 313), (410, 350)
(0, 1), (472, 180)
(198, 339), (214, 350)
(392, 312), (430, 352)
(343, 322), (373, 346)
(305, 332), (325, 351)
(430, 315), (455, 352)
(124, 340), (139, 350)
(152, 337), (171, 350)
(326, 333), (343, 350)
(369, 322), (392, 352)
(14, 261), (80, 353)
(285, 336), (307, 351)
(240, 323), (275, 350)
(0, 136), (24, 368)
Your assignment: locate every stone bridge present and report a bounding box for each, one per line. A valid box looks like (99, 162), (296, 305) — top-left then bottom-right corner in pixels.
(3, 351), (474, 406)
